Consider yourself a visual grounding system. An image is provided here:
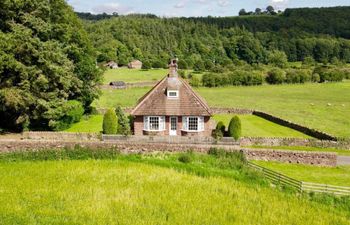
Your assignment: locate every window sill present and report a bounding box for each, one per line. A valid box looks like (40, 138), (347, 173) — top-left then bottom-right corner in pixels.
(181, 129), (203, 133)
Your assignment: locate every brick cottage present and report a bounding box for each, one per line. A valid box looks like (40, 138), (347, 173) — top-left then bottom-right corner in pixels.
(130, 59), (214, 136)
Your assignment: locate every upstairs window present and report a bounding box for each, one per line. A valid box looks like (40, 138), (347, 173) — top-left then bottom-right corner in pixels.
(167, 90), (179, 99)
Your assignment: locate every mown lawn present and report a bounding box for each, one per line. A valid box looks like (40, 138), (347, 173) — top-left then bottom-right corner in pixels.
(213, 114), (310, 138)
(0, 155), (349, 224)
(255, 161), (350, 187)
(65, 115), (103, 133)
(248, 145), (350, 156)
(103, 68), (168, 84)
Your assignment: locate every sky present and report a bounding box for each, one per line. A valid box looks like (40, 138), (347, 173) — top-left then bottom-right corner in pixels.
(67, 0), (350, 17)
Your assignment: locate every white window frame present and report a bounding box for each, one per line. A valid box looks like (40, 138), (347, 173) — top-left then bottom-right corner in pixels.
(167, 90), (179, 99)
(182, 116), (204, 132)
(143, 116), (165, 131)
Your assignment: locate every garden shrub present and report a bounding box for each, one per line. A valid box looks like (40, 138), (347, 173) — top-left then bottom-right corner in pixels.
(213, 121), (225, 139)
(103, 109), (118, 134)
(115, 106), (131, 136)
(266, 68), (286, 84)
(228, 116), (242, 141)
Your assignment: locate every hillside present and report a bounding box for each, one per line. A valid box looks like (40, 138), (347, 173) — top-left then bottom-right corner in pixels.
(82, 6), (350, 67)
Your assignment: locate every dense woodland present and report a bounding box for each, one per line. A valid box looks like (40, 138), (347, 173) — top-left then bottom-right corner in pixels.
(83, 7), (350, 68)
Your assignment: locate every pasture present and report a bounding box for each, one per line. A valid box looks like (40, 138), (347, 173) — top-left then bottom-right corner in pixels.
(0, 150), (349, 225)
(255, 161), (350, 187)
(93, 69), (350, 138)
(103, 68), (168, 84)
(249, 145), (350, 156)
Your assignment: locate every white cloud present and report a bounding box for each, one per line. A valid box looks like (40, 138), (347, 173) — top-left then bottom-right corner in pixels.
(217, 0), (230, 7)
(174, 1), (186, 8)
(269, 0), (289, 9)
(92, 2), (134, 15)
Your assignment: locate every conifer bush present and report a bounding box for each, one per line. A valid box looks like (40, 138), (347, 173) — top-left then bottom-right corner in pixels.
(103, 109), (118, 134)
(115, 106), (131, 135)
(228, 116), (242, 141)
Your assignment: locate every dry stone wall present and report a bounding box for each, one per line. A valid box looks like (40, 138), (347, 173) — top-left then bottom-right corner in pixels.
(0, 140), (337, 166)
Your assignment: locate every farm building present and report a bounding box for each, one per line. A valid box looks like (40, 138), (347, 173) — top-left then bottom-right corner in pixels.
(128, 60), (142, 69)
(109, 81), (126, 89)
(105, 61), (118, 69)
(131, 58), (213, 136)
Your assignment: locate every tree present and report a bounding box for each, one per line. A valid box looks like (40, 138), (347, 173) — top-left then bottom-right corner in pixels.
(103, 109), (118, 134)
(228, 116), (241, 141)
(255, 8), (262, 15)
(189, 75), (201, 87)
(239, 9), (247, 16)
(142, 60), (152, 69)
(267, 50), (288, 68)
(115, 106), (131, 135)
(0, 0), (102, 131)
(266, 5), (275, 15)
(266, 68), (286, 84)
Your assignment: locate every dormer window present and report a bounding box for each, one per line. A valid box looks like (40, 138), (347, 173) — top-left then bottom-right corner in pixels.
(167, 90), (179, 99)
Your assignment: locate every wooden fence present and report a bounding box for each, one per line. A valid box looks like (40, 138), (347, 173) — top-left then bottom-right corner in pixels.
(247, 162), (350, 196)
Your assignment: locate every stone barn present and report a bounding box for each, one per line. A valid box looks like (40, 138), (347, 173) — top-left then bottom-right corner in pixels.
(128, 60), (142, 69)
(130, 58), (213, 136)
(105, 61), (118, 69)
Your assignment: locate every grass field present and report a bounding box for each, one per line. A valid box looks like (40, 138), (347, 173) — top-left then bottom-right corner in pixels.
(0, 150), (349, 224)
(248, 145), (350, 156)
(197, 82), (350, 138)
(103, 68), (168, 84)
(213, 114), (310, 138)
(255, 161), (350, 187)
(65, 115), (103, 133)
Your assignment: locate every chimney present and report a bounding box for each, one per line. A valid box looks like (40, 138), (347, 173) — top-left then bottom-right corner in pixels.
(168, 58), (178, 77)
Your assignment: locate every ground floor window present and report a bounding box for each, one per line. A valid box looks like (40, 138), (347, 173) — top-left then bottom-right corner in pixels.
(182, 116), (204, 132)
(144, 116), (165, 131)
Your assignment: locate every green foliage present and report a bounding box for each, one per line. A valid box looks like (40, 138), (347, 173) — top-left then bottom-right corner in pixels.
(228, 116), (242, 140)
(202, 70), (263, 87)
(178, 153), (193, 163)
(51, 101), (85, 131)
(189, 75), (200, 87)
(314, 67), (344, 82)
(285, 69), (312, 84)
(213, 121), (225, 139)
(142, 60), (152, 69)
(0, 0), (102, 131)
(103, 109), (118, 134)
(267, 50), (288, 68)
(115, 105), (131, 136)
(266, 68), (286, 84)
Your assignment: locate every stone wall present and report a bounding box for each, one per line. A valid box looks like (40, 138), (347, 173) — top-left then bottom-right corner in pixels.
(22, 132), (100, 141)
(0, 140), (337, 166)
(211, 108), (254, 114)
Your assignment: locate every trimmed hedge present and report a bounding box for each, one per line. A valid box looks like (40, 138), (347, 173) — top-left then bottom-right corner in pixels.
(103, 109), (118, 134)
(228, 116), (242, 141)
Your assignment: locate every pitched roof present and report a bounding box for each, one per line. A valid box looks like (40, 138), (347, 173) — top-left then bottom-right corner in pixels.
(130, 75), (212, 116)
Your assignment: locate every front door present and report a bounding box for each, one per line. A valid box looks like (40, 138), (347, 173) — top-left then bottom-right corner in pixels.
(169, 116), (177, 136)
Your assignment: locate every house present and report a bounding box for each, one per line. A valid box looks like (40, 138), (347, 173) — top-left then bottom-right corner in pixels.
(128, 60), (142, 69)
(109, 81), (126, 89)
(130, 58), (213, 136)
(105, 61), (119, 69)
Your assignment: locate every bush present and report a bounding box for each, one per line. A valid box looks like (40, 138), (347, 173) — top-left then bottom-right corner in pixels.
(228, 116), (242, 140)
(178, 153), (193, 163)
(178, 70), (186, 78)
(314, 67), (344, 82)
(193, 60), (205, 72)
(189, 75), (200, 87)
(152, 60), (165, 69)
(52, 100), (84, 131)
(267, 50), (288, 68)
(142, 60), (151, 69)
(285, 69), (311, 84)
(103, 109), (118, 134)
(266, 68), (286, 84)
(115, 106), (131, 136)
(177, 60), (188, 69)
(311, 73), (321, 83)
(213, 121), (226, 139)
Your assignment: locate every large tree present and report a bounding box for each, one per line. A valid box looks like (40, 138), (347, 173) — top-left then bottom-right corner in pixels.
(0, 0), (102, 131)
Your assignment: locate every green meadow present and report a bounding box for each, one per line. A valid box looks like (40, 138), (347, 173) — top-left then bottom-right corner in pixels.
(103, 68), (168, 84)
(248, 145), (350, 156)
(93, 69), (350, 138)
(255, 161), (350, 187)
(0, 150), (349, 225)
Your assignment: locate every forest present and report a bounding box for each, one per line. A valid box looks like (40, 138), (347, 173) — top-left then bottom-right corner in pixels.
(83, 6), (350, 68)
